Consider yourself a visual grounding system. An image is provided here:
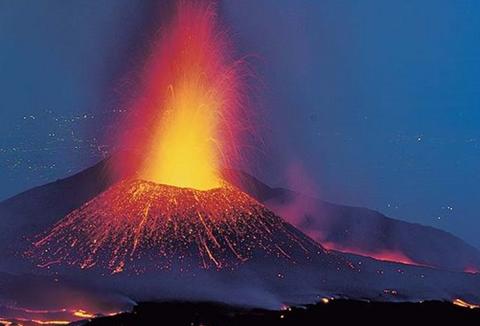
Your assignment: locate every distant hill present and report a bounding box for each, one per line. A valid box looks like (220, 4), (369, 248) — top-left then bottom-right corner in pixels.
(223, 169), (480, 272)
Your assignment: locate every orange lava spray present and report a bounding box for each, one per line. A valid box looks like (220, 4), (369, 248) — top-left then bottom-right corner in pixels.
(123, 1), (247, 190)
(27, 1), (283, 275)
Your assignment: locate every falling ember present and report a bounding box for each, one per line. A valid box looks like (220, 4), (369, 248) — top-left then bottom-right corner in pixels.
(122, 1), (247, 190)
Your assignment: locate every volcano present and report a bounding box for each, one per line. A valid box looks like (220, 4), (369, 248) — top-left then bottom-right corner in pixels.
(2, 163), (480, 324)
(1, 2), (480, 324)
(29, 179), (321, 273)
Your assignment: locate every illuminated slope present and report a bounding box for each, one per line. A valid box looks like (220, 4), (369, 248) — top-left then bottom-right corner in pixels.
(223, 169), (480, 272)
(30, 180), (322, 274)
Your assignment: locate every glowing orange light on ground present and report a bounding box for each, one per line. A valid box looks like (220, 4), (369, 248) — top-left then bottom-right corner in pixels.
(30, 180), (321, 273)
(321, 242), (424, 266)
(72, 310), (95, 319)
(464, 267), (479, 274)
(0, 305), (110, 325)
(453, 298), (480, 309)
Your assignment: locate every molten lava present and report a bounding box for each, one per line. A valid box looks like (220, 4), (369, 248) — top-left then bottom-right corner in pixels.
(26, 2), (320, 276)
(0, 306), (107, 326)
(26, 1), (313, 276)
(120, 1), (247, 190)
(453, 299), (480, 309)
(321, 242), (423, 266)
(30, 180), (320, 274)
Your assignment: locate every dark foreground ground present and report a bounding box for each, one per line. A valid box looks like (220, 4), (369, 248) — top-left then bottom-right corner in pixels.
(85, 300), (480, 325)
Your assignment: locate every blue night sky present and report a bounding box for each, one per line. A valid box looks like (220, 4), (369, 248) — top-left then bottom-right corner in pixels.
(1, 1), (479, 248)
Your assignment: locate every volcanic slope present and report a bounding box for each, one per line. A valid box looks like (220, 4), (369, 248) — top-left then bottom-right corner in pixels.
(3, 157), (479, 273)
(29, 179), (326, 274)
(2, 172), (480, 314)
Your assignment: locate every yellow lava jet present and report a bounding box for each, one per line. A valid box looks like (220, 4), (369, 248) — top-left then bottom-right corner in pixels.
(134, 2), (242, 190)
(140, 79), (222, 190)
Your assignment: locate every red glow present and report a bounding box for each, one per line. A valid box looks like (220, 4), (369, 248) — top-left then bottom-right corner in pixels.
(25, 1), (311, 276)
(464, 267), (480, 274)
(29, 180), (320, 273)
(112, 1), (251, 188)
(0, 305), (118, 326)
(321, 242), (423, 266)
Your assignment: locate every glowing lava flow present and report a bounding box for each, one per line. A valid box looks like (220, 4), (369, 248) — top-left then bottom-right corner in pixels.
(0, 306), (105, 326)
(26, 1), (317, 276)
(119, 1), (248, 190)
(321, 242), (423, 266)
(30, 180), (321, 274)
(453, 299), (480, 309)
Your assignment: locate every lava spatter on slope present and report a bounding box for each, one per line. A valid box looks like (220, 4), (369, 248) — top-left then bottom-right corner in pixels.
(29, 180), (323, 274)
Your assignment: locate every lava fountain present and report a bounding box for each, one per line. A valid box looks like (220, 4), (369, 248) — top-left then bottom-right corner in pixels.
(122, 0), (247, 190)
(28, 2), (322, 274)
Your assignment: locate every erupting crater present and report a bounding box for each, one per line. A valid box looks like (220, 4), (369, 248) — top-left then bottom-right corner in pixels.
(29, 179), (321, 274)
(27, 1), (291, 276)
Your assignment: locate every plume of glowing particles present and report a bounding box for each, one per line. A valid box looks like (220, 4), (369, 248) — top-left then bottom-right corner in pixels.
(123, 1), (247, 190)
(26, 2), (320, 276)
(30, 180), (322, 274)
